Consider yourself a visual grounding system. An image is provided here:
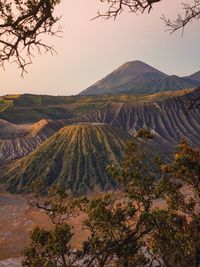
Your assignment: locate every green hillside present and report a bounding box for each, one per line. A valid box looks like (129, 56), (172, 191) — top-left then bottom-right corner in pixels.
(0, 95), (19, 112)
(1, 123), (133, 194)
(0, 89), (192, 123)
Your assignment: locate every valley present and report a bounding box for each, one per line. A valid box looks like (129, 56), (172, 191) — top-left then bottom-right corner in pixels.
(0, 60), (200, 266)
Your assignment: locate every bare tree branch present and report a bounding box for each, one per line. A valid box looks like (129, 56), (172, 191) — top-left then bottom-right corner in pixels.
(0, 0), (62, 75)
(94, 0), (161, 20)
(162, 0), (200, 34)
(0, 0), (200, 74)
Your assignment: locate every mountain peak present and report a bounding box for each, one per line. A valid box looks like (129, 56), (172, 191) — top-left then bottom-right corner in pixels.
(79, 60), (168, 95)
(118, 60), (147, 67)
(112, 60), (165, 76)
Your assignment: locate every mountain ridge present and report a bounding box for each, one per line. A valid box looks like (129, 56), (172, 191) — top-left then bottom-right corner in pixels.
(79, 61), (200, 95)
(0, 88), (198, 165)
(74, 88), (200, 154)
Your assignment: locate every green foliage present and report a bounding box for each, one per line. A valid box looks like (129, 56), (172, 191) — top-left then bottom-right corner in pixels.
(22, 224), (77, 267)
(0, 95), (14, 112)
(136, 128), (155, 140)
(171, 140), (200, 199)
(150, 140), (200, 267)
(109, 142), (160, 212)
(81, 194), (146, 267)
(30, 184), (78, 224)
(22, 140), (200, 267)
(23, 186), (82, 267)
(76, 141), (163, 266)
(0, 90), (187, 123)
(147, 210), (194, 267)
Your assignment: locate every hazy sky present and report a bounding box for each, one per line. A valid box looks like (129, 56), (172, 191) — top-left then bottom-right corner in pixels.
(1, 0), (200, 96)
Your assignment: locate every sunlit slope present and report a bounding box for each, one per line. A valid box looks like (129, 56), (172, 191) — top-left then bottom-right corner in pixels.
(0, 94), (20, 112)
(0, 94), (73, 123)
(0, 89), (193, 124)
(0, 119), (66, 164)
(1, 124), (132, 194)
(0, 88), (197, 164)
(72, 88), (200, 153)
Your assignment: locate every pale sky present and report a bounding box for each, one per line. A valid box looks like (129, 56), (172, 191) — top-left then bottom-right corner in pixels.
(1, 0), (200, 96)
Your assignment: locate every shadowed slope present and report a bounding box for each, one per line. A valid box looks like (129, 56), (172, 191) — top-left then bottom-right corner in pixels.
(73, 88), (200, 154)
(185, 71), (200, 82)
(1, 124), (132, 194)
(128, 75), (200, 94)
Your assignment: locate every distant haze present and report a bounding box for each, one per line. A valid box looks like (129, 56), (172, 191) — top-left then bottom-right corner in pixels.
(1, 0), (200, 96)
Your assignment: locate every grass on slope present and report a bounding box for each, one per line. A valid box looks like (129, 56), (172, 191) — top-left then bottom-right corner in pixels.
(0, 89), (193, 123)
(1, 124), (133, 194)
(0, 95), (20, 112)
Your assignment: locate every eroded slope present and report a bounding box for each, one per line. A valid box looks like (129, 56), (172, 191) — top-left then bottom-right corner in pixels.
(0, 119), (66, 164)
(1, 124), (132, 194)
(73, 88), (200, 153)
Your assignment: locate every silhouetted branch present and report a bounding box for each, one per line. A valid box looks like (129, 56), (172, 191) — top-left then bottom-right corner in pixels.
(0, 0), (200, 75)
(0, 0), (61, 75)
(162, 0), (200, 34)
(95, 0), (161, 20)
